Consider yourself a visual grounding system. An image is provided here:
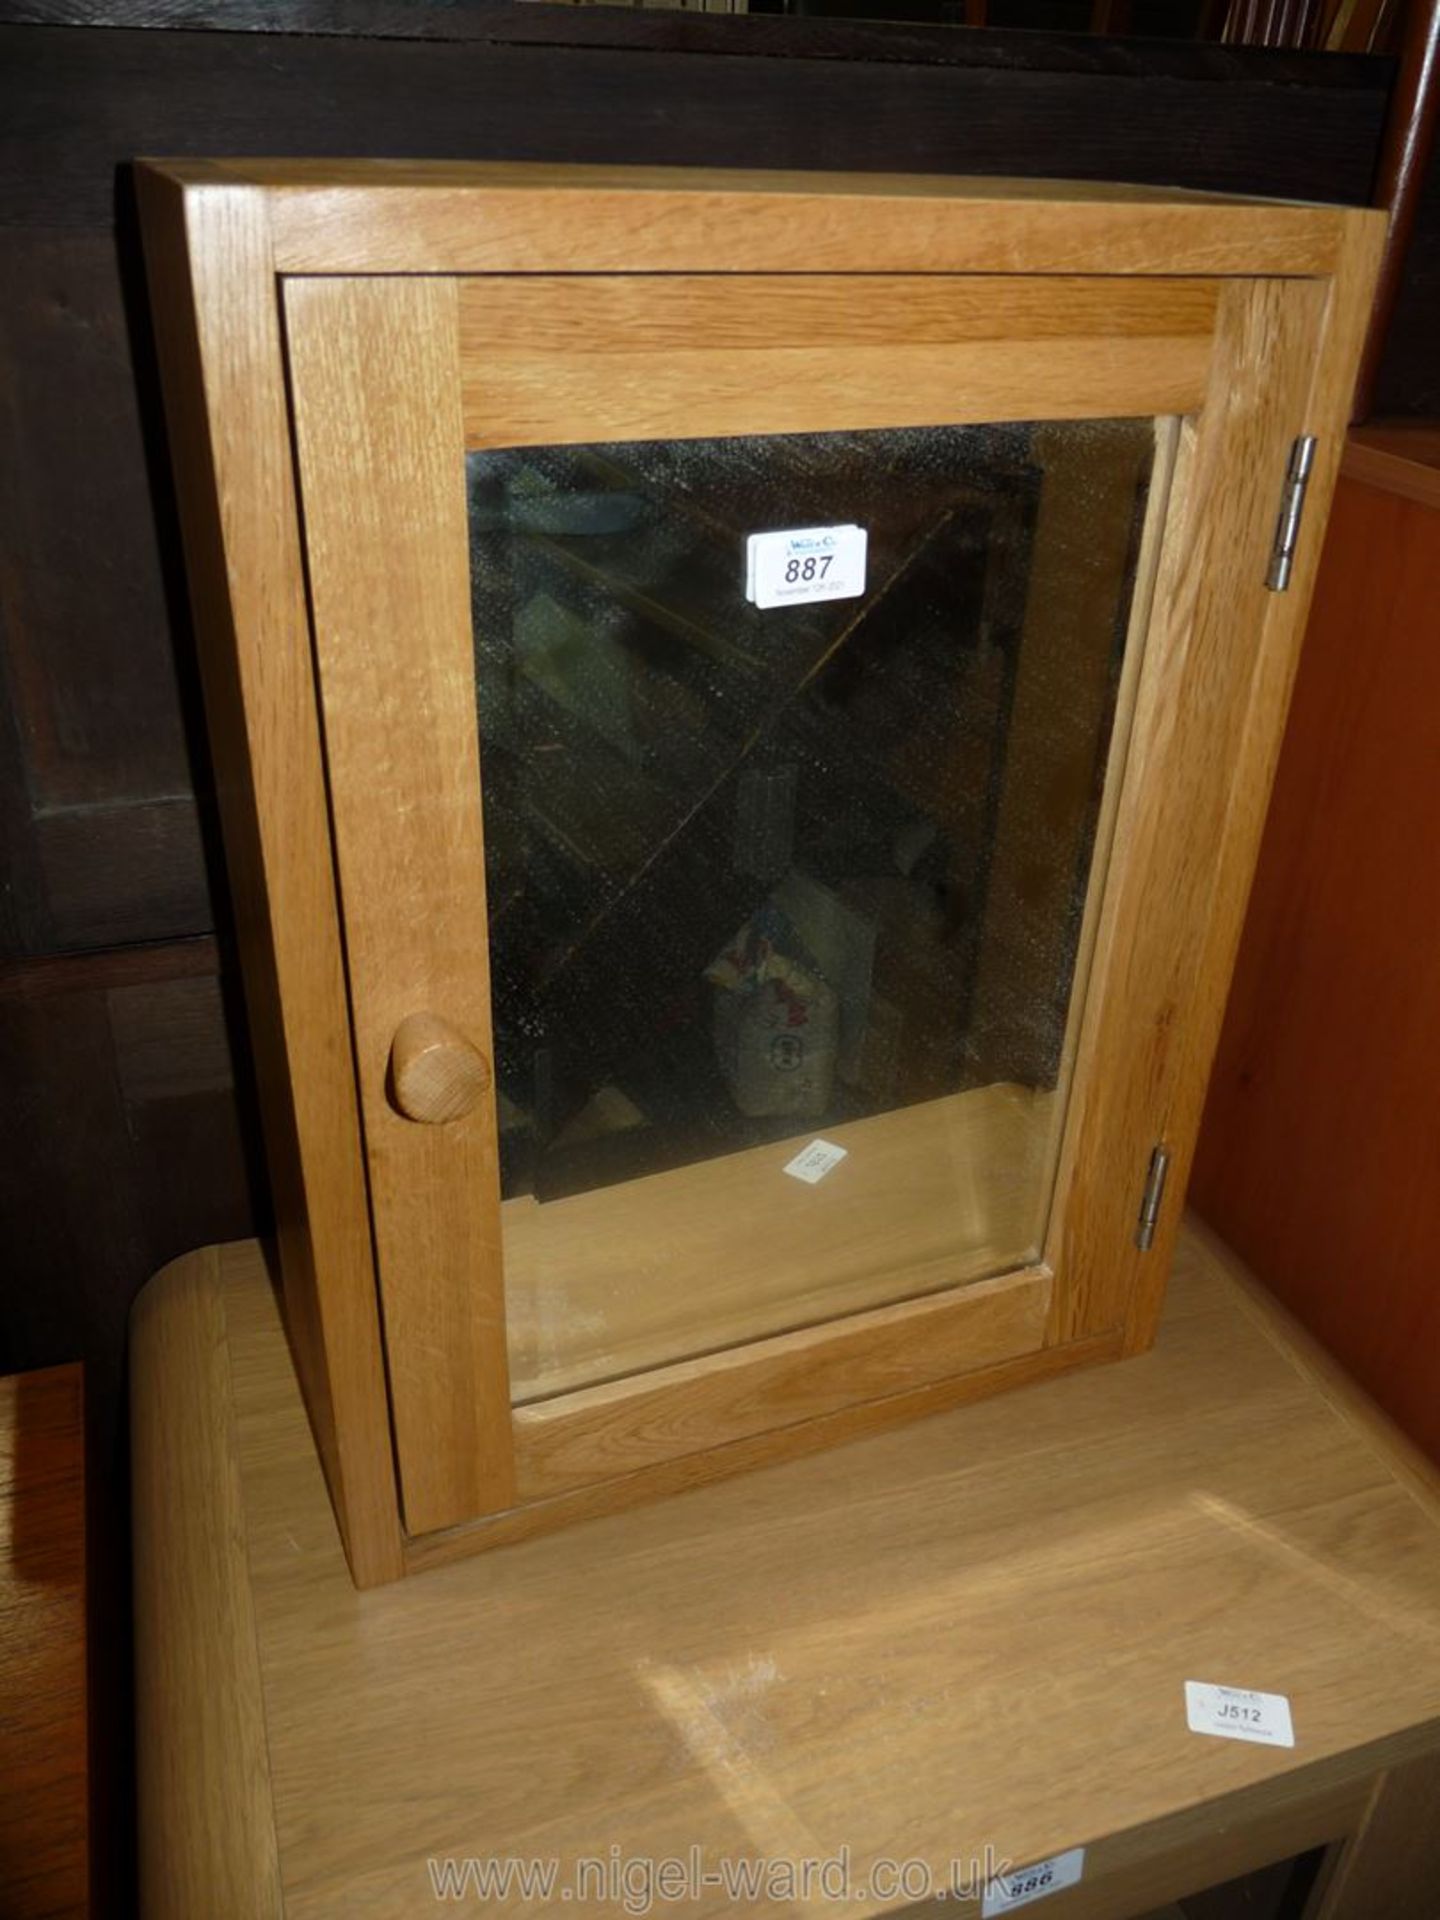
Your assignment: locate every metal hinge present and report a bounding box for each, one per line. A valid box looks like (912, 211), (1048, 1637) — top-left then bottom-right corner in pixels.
(1135, 1144), (1171, 1252)
(1265, 434), (1318, 592)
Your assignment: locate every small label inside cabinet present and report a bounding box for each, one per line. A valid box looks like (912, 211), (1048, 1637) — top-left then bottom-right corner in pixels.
(782, 1139), (847, 1185)
(982, 1847), (1086, 1914)
(745, 524), (868, 610)
(1185, 1681), (1295, 1748)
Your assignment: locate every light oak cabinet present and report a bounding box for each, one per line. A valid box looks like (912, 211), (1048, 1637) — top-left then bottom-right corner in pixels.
(139, 161), (1381, 1586)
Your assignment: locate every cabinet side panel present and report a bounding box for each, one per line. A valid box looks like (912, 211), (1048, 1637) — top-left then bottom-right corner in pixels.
(137, 170), (403, 1585)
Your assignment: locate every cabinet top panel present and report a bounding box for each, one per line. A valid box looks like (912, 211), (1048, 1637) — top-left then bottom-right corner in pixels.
(136, 157), (1380, 279)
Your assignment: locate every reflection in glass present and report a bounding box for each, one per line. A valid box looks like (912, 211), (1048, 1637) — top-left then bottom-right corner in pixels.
(467, 420), (1159, 1401)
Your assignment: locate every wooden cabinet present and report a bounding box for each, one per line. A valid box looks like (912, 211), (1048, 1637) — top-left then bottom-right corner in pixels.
(138, 161), (1381, 1585)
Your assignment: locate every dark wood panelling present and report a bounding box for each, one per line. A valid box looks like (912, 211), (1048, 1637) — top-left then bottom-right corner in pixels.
(0, 216), (212, 960)
(0, 941), (264, 1383)
(0, 0), (1392, 75)
(34, 796), (211, 953)
(3, 24), (1389, 236)
(0, 232), (190, 811)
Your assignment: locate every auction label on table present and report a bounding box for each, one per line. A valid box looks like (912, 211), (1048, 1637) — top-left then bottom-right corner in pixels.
(782, 1138), (848, 1185)
(1185, 1681), (1295, 1748)
(981, 1847), (1086, 1915)
(745, 523), (868, 610)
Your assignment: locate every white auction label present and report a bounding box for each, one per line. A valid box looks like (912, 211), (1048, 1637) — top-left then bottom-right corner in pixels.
(1185, 1681), (1295, 1748)
(782, 1139), (848, 1185)
(745, 523), (867, 610)
(982, 1847), (1086, 1915)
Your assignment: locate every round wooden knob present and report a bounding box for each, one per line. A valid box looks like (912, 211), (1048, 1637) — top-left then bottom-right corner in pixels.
(388, 1012), (491, 1124)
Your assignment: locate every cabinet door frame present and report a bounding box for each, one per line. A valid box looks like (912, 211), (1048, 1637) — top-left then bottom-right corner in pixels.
(282, 265), (1300, 1535)
(138, 162), (1384, 1580)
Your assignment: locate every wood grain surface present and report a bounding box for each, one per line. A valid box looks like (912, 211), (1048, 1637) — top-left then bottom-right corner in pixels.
(458, 274), (1215, 450)
(130, 1221), (1440, 1918)
(167, 158), (1365, 279)
(284, 272), (515, 1537)
(513, 1266), (1051, 1499)
(459, 274), (1222, 354)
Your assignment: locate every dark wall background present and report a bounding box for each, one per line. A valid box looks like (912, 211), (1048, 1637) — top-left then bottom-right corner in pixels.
(1373, 122), (1440, 411)
(0, 6), (1422, 1908)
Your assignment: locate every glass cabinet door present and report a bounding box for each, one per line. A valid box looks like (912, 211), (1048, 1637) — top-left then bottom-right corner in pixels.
(466, 418), (1165, 1403)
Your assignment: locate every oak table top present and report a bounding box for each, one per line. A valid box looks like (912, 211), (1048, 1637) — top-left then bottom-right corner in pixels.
(131, 1220), (1440, 1918)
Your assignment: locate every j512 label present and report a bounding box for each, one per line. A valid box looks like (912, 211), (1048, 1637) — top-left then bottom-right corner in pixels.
(1185, 1681), (1295, 1748)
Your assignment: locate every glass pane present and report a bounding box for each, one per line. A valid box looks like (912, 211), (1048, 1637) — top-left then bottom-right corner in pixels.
(467, 419), (1162, 1403)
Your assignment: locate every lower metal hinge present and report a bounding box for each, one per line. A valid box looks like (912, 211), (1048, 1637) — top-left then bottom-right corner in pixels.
(1135, 1144), (1171, 1252)
(1265, 434), (1317, 592)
